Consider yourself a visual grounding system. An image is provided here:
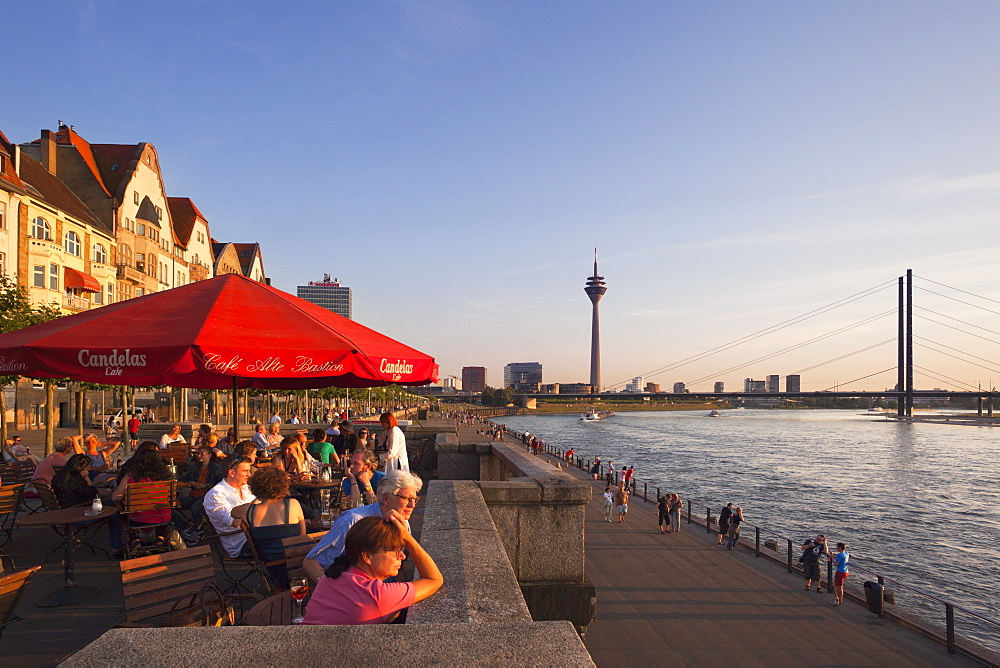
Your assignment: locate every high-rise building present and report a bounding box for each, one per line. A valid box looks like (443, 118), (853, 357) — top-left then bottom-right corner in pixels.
(767, 375), (780, 393)
(744, 378), (766, 393)
(462, 366), (487, 393)
(584, 250), (607, 389)
(297, 274), (351, 319)
(504, 362), (543, 388)
(625, 376), (644, 392)
(714, 382), (725, 393)
(786, 375), (801, 393)
(673, 382), (688, 393)
(644, 382), (660, 393)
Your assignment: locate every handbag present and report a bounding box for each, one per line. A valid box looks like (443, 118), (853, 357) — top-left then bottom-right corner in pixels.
(162, 582), (235, 627)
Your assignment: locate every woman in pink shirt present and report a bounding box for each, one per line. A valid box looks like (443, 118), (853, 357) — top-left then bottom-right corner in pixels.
(303, 512), (443, 625)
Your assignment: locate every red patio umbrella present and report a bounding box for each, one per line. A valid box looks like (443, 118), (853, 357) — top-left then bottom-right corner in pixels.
(0, 274), (437, 437)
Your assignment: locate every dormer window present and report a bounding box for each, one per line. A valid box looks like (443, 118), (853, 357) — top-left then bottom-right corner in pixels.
(111, 163), (120, 171)
(134, 192), (140, 205)
(155, 206), (162, 220)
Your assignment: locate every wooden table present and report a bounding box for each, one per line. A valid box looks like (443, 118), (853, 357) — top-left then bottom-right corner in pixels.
(244, 591), (296, 626)
(16, 505), (119, 607)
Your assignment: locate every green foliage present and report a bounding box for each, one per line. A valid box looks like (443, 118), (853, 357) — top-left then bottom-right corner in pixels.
(481, 385), (515, 407)
(0, 275), (63, 386)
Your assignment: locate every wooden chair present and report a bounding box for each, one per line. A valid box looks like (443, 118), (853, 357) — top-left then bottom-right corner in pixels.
(0, 565), (42, 640)
(118, 545), (257, 626)
(31, 480), (63, 512)
(203, 524), (271, 617)
(122, 480), (177, 559)
(0, 484), (24, 549)
(0, 463), (40, 513)
(280, 531), (327, 583)
(160, 447), (190, 465)
(29, 480), (110, 559)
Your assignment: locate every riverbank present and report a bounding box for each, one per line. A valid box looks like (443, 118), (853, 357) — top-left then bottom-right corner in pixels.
(527, 401), (725, 414)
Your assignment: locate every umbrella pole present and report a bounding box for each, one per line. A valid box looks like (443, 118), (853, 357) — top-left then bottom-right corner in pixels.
(231, 377), (239, 442)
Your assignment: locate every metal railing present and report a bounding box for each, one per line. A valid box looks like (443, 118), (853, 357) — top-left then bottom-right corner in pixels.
(495, 423), (1000, 663)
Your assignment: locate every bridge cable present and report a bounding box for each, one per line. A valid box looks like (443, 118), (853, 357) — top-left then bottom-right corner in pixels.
(913, 286), (1000, 317)
(913, 308), (1000, 342)
(608, 279), (897, 389)
(684, 310), (895, 386)
(912, 338), (1000, 375)
(791, 338), (896, 375)
(911, 364), (983, 392)
(816, 367), (896, 392)
(914, 275), (1000, 308)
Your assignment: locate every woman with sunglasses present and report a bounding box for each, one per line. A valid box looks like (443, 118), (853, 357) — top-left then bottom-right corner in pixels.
(303, 512), (443, 625)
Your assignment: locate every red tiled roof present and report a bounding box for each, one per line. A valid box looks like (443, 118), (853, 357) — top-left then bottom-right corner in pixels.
(0, 129), (27, 192)
(90, 144), (140, 198)
(41, 126), (113, 197)
(166, 197), (207, 247)
(18, 153), (109, 234)
(232, 242), (261, 274)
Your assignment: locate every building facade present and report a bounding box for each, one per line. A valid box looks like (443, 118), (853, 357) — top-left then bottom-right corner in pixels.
(624, 376), (644, 392)
(644, 382), (660, 393)
(462, 367), (487, 394)
(713, 381), (725, 393)
(504, 362), (542, 389)
(744, 378), (766, 393)
(786, 375), (801, 393)
(673, 382), (688, 393)
(297, 274), (351, 318)
(767, 375), (780, 393)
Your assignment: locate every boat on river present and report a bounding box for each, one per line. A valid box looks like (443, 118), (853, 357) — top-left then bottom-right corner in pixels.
(707, 410), (722, 417)
(580, 410), (614, 421)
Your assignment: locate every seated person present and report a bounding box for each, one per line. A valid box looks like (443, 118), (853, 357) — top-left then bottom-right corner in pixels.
(233, 441), (258, 466)
(51, 454), (99, 507)
(83, 433), (120, 485)
(273, 434), (316, 476)
(115, 442), (160, 484)
(110, 448), (174, 555)
(3, 435), (39, 465)
(332, 421), (359, 458)
(158, 424), (186, 449)
(251, 423), (270, 455)
(203, 456), (256, 557)
(231, 467), (306, 589)
(303, 470), (422, 581)
(175, 445), (224, 540)
(32, 437), (76, 484)
(342, 450), (384, 508)
(302, 513), (442, 625)
(306, 428), (338, 466)
(214, 427), (238, 457)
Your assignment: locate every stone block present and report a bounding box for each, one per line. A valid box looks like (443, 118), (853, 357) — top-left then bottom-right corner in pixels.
(478, 481), (540, 504)
(521, 577), (597, 636)
(516, 503), (585, 582)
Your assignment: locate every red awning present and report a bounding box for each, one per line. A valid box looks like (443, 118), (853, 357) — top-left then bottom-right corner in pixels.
(64, 267), (102, 293)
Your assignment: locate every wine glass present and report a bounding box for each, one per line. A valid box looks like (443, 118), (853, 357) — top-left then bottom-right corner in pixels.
(290, 577), (309, 624)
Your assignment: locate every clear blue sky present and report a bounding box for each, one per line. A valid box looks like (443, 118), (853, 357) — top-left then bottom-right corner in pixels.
(6, 2), (1000, 392)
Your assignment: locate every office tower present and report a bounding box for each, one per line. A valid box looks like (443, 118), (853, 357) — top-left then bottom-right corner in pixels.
(786, 374), (801, 393)
(462, 366), (487, 393)
(504, 362), (543, 388)
(714, 382), (725, 393)
(767, 375), (780, 393)
(297, 274), (352, 319)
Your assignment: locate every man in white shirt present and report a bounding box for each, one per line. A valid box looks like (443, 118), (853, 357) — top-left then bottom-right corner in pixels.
(158, 424), (186, 449)
(268, 412), (282, 424)
(203, 457), (256, 557)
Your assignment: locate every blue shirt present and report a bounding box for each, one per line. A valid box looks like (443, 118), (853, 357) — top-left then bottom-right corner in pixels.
(342, 470), (385, 499)
(835, 551), (850, 573)
(306, 503), (384, 570)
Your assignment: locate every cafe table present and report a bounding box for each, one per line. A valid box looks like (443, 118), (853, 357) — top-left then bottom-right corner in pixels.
(244, 590), (295, 626)
(16, 505), (119, 607)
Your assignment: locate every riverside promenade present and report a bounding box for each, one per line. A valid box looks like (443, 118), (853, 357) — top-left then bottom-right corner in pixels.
(466, 426), (983, 667)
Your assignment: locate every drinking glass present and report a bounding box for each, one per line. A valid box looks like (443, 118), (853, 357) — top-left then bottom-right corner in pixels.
(290, 577), (309, 624)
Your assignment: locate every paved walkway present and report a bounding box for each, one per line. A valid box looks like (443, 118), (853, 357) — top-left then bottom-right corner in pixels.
(477, 427), (982, 667)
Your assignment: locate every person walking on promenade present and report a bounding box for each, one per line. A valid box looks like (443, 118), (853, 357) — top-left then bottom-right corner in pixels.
(668, 493), (682, 532)
(605, 460), (615, 486)
(623, 465), (635, 493)
(726, 506), (744, 549)
(657, 495), (670, 534)
(615, 485), (629, 523)
(832, 542), (850, 605)
(718, 502), (734, 545)
(603, 486), (615, 522)
(801, 534), (830, 592)
(590, 457), (602, 480)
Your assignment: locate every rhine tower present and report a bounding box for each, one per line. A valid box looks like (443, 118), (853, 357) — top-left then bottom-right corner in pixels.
(584, 249), (607, 390)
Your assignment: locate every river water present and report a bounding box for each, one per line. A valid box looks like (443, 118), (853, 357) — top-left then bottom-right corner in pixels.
(499, 409), (1000, 650)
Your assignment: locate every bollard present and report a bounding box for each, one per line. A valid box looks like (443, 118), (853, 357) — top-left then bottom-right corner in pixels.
(827, 558), (833, 593)
(877, 575), (885, 618)
(656, 487), (661, 502)
(755, 527), (760, 557)
(686, 499), (692, 524)
(643, 482), (647, 501)
(787, 539), (794, 572)
(706, 506), (712, 533)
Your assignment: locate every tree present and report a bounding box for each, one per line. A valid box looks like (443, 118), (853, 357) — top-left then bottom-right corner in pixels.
(0, 275), (62, 445)
(481, 385), (515, 407)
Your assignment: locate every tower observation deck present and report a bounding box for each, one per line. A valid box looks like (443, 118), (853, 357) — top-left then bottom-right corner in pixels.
(585, 250), (607, 389)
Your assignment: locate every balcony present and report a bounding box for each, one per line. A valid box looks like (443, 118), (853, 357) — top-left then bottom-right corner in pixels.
(62, 295), (91, 311)
(189, 264), (210, 282)
(116, 264), (143, 283)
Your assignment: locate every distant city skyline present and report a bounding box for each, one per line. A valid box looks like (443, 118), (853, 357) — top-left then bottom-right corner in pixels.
(6, 3), (1000, 393)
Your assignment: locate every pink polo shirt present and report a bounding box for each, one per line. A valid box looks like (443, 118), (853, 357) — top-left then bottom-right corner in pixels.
(302, 566), (414, 625)
(32, 452), (68, 484)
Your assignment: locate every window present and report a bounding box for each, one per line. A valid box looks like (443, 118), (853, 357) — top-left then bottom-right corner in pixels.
(118, 243), (132, 266)
(111, 163), (119, 171)
(93, 286), (103, 305)
(31, 217), (51, 240)
(33, 265), (45, 288)
(145, 155), (150, 165)
(64, 230), (81, 256)
(0, 202), (6, 230)
(107, 283), (114, 305)
(137, 223), (146, 236)
(155, 206), (162, 221)
(49, 264), (59, 291)
(0, 252), (5, 275)
(134, 191), (140, 205)
(148, 253), (157, 277)
(92, 243), (108, 264)
(135, 252), (145, 273)
(136, 288), (144, 297)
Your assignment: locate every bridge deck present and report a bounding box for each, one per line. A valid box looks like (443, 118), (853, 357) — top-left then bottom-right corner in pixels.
(456, 424), (981, 667)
